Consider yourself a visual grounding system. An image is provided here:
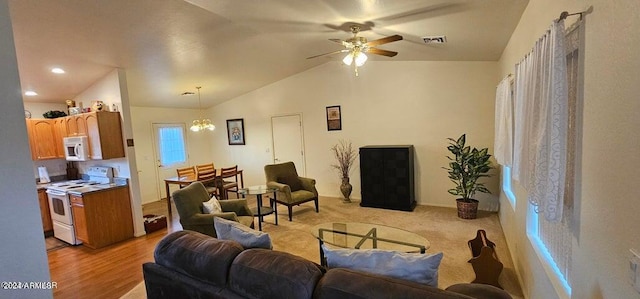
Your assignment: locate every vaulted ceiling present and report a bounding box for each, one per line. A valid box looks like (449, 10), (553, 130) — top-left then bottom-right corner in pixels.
(8, 0), (528, 109)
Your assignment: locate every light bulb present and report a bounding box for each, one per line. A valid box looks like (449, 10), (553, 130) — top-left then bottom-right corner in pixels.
(190, 120), (201, 132)
(342, 53), (354, 66)
(354, 52), (368, 66)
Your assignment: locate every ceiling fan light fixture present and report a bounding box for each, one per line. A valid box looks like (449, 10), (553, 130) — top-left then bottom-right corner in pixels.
(342, 50), (367, 67)
(354, 52), (368, 67)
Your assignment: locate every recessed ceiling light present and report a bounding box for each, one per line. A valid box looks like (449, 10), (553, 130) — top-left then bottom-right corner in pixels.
(25, 91), (38, 96)
(51, 67), (65, 74)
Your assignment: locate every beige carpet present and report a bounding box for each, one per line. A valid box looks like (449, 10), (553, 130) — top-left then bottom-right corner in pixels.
(122, 196), (523, 299)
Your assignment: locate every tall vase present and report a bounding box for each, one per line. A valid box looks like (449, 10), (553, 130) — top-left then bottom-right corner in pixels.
(340, 177), (353, 203)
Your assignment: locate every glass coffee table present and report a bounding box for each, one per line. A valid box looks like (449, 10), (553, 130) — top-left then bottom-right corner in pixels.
(238, 185), (278, 231)
(311, 222), (430, 265)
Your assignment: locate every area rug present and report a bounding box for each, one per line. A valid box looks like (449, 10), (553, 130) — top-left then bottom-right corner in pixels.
(119, 281), (145, 299)
(123, 196), (523, 298)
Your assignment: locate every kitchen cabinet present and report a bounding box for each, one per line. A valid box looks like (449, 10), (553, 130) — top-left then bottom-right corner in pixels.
(26, 119), (59, 160)
(359, 145), (415, 211)
(69, 186), (133, 249)
(53, 118), (67, 158)
(83, 111), (125, 160)
(65, 114), (87, 137)
(37, 189), (53, 236)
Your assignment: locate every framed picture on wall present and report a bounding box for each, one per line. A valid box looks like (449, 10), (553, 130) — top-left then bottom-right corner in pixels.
(326, 105), (342, 131)
(226, 118), (245, 145)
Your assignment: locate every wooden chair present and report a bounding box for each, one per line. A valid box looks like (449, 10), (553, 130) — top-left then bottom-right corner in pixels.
(196, 163), (217, 197)
(220, 165), (242, 199)
(176, 166), (196, 180)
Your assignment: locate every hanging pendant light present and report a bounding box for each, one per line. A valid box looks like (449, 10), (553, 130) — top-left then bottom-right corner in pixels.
(190, 86), (215, 132)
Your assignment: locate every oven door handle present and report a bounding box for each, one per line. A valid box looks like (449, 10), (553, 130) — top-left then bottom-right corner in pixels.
(46, 189), (67, 197)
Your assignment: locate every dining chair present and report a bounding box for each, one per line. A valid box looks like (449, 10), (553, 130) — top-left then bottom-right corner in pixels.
(196, 163), (218, 197)
(176, 166), (196, 180)
(220, 165), (242, 199)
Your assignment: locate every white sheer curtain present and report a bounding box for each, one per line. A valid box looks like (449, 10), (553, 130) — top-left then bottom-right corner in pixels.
(513, 20), (569, 222)
(494, 76), (513, 166)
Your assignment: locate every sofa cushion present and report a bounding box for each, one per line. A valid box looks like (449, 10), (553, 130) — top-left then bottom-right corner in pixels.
(154, 230), (243, 286)
(322, 244), (443, 286)
(314, 268), (475, 299)
(229, 249), (323, 299)
(214, 216), (272, 249)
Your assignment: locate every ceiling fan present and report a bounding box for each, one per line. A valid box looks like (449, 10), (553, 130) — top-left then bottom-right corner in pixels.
(307, 25), (403, 76)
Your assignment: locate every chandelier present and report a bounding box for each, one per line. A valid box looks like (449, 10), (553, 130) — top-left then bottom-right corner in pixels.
(190, 86), (215, 132)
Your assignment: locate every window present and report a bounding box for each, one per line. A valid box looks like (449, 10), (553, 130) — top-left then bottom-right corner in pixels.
(157, 125), (187, 167)
(502, 166), (516, 209)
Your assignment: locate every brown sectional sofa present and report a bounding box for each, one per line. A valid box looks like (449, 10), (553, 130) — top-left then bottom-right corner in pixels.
(143, 231), (512, 299)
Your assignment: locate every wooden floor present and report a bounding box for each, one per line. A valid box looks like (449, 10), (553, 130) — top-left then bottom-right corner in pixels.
(48, 200), (179, 299)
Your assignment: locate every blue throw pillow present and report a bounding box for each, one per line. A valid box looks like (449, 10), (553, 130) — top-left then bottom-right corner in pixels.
(214, 217), (272, 249)
(321, 244), (443, 287)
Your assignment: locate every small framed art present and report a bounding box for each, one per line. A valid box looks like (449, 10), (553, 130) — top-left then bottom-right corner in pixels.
(226, 118), (245, 145)
(326, 105), (342, 131)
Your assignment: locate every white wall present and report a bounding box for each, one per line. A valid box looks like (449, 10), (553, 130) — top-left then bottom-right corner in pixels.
(498, 1), (640, 298)
(130, 106), (212, 204)
(0, 0), (52, 297)
(207, 61), (501, 210)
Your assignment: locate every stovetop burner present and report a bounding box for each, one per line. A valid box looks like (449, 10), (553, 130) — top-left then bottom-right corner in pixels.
(47, 180), (101, 192)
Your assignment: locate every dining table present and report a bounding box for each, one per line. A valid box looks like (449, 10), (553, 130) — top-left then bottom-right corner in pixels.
(163, 169), (243, 215)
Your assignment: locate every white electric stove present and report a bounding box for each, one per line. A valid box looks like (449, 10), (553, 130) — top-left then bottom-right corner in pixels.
(45, 166), (114, 245)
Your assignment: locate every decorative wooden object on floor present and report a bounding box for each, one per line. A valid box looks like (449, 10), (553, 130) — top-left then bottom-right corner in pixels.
(467, 229), (503, 289)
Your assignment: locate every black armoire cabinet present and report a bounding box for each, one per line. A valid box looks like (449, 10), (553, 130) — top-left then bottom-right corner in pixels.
(359, 145), (415, 211)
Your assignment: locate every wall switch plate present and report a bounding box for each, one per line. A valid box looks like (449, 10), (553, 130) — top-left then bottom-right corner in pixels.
(630, 249), (640, 293)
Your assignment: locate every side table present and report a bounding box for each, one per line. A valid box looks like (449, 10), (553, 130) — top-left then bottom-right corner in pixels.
(238, 185), (278, 231)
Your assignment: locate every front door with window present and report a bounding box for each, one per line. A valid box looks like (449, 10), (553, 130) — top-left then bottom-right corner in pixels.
(152, 123), (189, 200)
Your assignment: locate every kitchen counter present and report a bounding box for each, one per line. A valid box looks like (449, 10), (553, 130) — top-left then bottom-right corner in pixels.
(66, 182), (128, 195)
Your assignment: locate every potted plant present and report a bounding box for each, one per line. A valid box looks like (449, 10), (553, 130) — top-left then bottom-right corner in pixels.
(443, 134), (493, 219)
(330, 140), (357, 203)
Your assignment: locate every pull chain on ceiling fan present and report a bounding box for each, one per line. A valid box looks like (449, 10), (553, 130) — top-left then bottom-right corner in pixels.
(307, 25), (403, 76)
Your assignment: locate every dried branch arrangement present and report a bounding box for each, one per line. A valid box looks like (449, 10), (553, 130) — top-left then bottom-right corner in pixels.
(331, 140), (357, 178)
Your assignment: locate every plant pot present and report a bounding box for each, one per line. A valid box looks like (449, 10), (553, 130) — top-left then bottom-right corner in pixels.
(456, 199), (479, 219)
(340, 177), (353, 203)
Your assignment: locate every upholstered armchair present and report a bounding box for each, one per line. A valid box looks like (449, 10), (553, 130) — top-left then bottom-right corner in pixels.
(264, 161), (319, 221)
(172, 182), (254, 237)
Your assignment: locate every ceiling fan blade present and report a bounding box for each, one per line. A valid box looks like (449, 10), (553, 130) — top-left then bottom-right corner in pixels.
(306, 49), (349, 59)
(366, 35), (403, 46)
(329, 38), (350, 47)
(366, 48), (398, 57)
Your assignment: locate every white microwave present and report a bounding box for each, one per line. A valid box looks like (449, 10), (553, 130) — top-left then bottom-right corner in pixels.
(63, 136), (90, 161)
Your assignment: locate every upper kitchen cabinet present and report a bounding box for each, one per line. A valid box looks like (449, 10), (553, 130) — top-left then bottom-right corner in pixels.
(65, 114), (87, 136)
(83, 111), (125, 160)
(26, 118), (65, 160)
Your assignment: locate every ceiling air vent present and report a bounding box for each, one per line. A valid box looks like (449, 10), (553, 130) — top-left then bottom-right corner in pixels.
(422, 35), (447, 44)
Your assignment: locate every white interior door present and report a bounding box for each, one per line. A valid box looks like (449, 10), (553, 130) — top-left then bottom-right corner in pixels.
(152, 123), (189, 199)
(271, 114), (306, 175)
